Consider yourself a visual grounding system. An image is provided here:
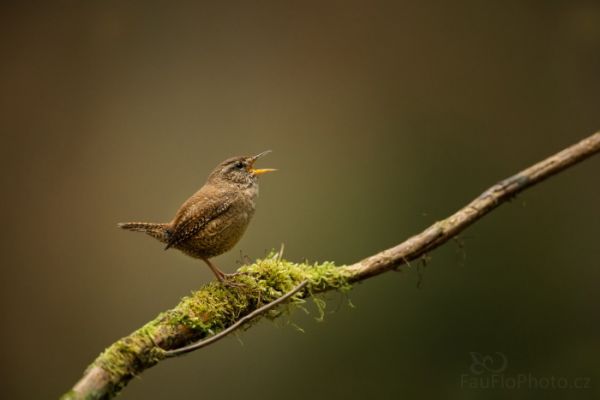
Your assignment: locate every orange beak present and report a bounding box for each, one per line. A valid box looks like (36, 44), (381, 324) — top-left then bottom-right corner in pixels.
(248, 150), (276, 176)
(250, 168), (277, 176)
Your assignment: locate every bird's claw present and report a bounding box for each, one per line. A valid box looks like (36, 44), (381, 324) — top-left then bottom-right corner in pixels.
(219, 272), (246, 288)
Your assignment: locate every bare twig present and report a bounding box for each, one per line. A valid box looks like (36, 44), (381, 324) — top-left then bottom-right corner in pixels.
(344, 132), (600, 281)
(62, 132), (600, 400)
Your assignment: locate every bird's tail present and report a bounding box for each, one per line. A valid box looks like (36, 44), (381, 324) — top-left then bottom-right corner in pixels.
(118, 221), (169, 243)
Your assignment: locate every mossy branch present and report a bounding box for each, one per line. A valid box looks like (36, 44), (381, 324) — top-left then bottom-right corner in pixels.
(62, 132), (600, 400)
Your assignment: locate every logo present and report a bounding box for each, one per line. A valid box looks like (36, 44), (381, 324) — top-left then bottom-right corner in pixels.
(469, 352), (507, 375)
(460, 352), (591, 391)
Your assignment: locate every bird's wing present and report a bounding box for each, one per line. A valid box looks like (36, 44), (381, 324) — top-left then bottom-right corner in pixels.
(165, 195), (235, 250)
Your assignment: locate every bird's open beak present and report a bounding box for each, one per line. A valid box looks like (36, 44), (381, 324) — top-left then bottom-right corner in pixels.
(249, 150), (276, 176)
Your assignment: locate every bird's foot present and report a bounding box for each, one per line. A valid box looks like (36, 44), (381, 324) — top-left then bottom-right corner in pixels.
(218, 272), (247, 288)
(203, 258), (246, 288)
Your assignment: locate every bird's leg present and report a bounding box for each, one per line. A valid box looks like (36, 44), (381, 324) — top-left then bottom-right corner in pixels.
(202, 258), (243, 286)
(201, 258), (227, 281)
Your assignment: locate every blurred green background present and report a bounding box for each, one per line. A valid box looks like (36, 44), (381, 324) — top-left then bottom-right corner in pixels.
(1, 1), (599, 399)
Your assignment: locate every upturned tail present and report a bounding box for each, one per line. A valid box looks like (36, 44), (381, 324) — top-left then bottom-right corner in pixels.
(118, 221), (169, 243)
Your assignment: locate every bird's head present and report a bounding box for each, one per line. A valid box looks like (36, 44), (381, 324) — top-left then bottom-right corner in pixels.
(209, 150), (276, 187)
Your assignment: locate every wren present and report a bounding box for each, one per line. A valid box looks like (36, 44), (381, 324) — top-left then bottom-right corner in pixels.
(118, 151), (275, 283)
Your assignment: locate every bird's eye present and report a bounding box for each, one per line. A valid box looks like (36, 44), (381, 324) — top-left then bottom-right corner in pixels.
(234, 161), (245, 169)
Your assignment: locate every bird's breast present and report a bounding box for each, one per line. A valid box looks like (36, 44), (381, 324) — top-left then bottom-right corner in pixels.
(178, 194), (256, 258)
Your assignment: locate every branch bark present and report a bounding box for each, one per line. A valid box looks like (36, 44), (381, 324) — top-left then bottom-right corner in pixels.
(62, 132), (600, 400)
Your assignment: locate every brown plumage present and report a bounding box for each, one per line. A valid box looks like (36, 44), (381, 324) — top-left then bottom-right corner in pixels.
(118, 151), (275, 283)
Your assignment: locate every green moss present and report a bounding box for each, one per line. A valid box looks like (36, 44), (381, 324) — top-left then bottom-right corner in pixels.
(88, 252), (351, 396)
(59, 390), (76, 400)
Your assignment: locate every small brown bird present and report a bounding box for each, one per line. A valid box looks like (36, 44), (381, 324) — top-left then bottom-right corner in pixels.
(118, 151), (275, 283)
